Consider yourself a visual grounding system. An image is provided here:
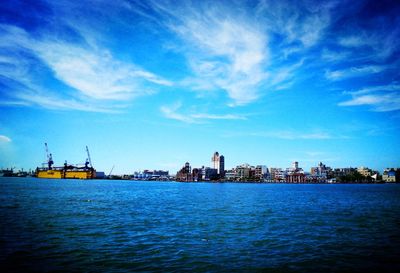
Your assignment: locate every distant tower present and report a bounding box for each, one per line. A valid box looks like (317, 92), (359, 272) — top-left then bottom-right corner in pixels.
(184, 162), (191, 174)
(212, 152), (220, 173)
(219, 155), (225, 177)
(292, 161), (299, 170)
(211, 152), (225, 175)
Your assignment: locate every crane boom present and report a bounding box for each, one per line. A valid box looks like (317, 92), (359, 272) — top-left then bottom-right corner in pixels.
(45, 143), (54, 169)
(45, 143), (49, 161)
(86, 146), (93, 168)
(108, 165), (115, 177)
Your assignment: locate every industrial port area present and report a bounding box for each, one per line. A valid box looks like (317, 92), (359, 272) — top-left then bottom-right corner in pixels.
(1, 145), (399, 184)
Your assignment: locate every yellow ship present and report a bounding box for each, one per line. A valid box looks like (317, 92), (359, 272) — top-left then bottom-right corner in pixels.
(36, 143), (96, 179)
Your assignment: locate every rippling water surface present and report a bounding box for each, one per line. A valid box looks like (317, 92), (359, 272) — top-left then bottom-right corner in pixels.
(1, 178), (399, 272)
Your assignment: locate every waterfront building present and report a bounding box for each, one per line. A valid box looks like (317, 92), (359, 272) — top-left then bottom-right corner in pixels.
(309, 162), (331, 183)
(236, 163), (253, 181)
(255, 165), (269, 180)
(212, 152), (220, 173)
(286, 172), (306, 183)
(192, 168), (202, 182)
(269, 168), (285, 182)
(176, 162), (192, 182)
(286, 162), (306, 183)
(332, 168), (357, 177)
(382, 168), (400, 183)
(357, 166), (373, 177)
(224, 169), (237, 181)
(211, 152), (225, 176)
(202, 167), (218, 180)
(219, 155), (225, 178)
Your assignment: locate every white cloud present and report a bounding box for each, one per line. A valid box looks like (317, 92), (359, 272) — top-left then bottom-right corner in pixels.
(160, 103), (195, 124)
(0, 24), (172, 111)
(339, 83), (400, 112)
(251, 131), (333, 140)
(325, 65), (387, 81)
(321, 49), (350, 62)
(15, 91), (120, 113)
(191, 113), (246, 120)
(223, 130), (337, 140)
(0, 135), (11, 142)
(36, 42), (172, 100)
(339, 93), (400, 112)
(338, 36), (366, 47)
(145, 2), (269, 106)
(338, 29), (400, 60)
(346, 84), (400, 96)
(160, 103), (246, 123)
(256, 0), (332, 47)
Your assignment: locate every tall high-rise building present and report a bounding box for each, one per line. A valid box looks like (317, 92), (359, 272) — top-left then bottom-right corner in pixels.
(212, 152), (219, 171)
(211, 151), (225, 175)
(219, 155), (225, 177)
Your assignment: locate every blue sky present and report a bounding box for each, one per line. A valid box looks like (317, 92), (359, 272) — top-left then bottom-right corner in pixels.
(1, 0), (399, 174)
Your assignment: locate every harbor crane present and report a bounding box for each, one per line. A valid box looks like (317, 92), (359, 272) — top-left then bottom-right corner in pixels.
(45, 143), (54, 170)
(86, 146), (93, 169)
(108, 165), (115, 178)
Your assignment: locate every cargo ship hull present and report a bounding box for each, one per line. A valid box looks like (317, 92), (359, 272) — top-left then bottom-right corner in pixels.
(36, 169), (96, 179)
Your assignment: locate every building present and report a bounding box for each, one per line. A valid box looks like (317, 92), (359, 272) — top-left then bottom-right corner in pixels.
(309, 162), (330, 183)
(225, 169), (237, 181)
(255, 165), (269, 181)
(269, 168), (285, 182)
(357, 166), (372, 177)
(219, 155), (225, 177)
(236, 163), (251, 180)
(192, 168), (202, 182)
(211, 151), (225, 177)
(202, 167), (218, 180)
(176, 162), (192, 182)
(332, 168), (357, 177)
(286, 172), (306, 183)
(382, 168), (400, 183)
(285, 162), (305, 183)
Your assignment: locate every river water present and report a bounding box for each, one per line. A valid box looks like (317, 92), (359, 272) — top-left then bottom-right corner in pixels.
(1, 178), (399, 272)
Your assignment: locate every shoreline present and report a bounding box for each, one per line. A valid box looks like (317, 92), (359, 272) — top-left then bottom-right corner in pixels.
(1, 176), (396, 184)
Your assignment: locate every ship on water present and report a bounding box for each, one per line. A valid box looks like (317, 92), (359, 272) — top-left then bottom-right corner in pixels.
(36, 143), (96, 179)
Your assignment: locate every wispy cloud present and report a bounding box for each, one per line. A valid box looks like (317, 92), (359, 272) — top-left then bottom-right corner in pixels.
(0, 23), (171, 111)
(160, 102), (246, 123)
(338, 27), (400, 60)
(321, 49), (350, 62)
(339, 94), (400, 112)
(256, 0), (333, 47)
(160, 103), (195, 124)
(339, 83), (400, 112)
(223, 130), (345, 140)
(161, 4), (268, 106)
(0, 135), (11, 142)
(345, 84), (400, 96)
(325, 65), (387, 81)
(144, 0), (335, 106)
(250, 131), (333, 140)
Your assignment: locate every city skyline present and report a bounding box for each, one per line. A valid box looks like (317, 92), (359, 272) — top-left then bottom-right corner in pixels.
(1, 0), (400, 174)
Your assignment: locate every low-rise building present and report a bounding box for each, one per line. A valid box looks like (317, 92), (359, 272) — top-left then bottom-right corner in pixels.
(382, 168), (400, 183)
(357, 166), (372, 177)
(255, 165), (269, 180)
(225, 168), (237, 181)
(176, 162), (192, 182)
(236, 163), (253, 180)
